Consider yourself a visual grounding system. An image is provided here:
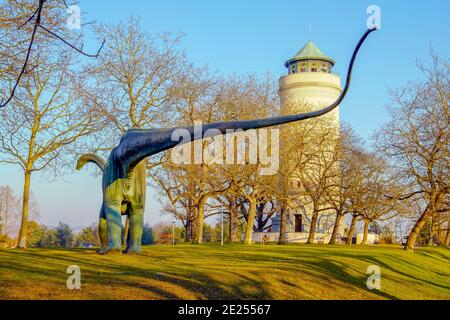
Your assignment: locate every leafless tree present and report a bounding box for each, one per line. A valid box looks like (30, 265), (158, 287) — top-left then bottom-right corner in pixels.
(0, 41), (101, 247)
(0, 185), (20, 243)
(325, 125), (363, 244)
(352, 155), (407, 245)
(0, 0), (103, 108)
(81, 16), (191, 147)
(375, 51), (449, 250)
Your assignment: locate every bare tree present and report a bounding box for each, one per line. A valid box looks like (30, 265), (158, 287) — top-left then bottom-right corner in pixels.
(215, 76), (279, 245)
(325, 125), (363, 244)
(151, 70), (228, 244)
(375, 51), (449, 251)
(0, 185), (20, 243)
(445, 216), (450, 247)
(82, 16), (191, 141)
(0, 42), (100, 247)
(302, 135), (339, 244)
(353, 155), (405, 245)
(273, 111), (316, 245)
(0, 0), (103, 108)
(154, 74), (280, 245)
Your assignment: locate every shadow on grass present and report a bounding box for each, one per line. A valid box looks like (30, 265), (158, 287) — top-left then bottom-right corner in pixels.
(311, 250), (450, 292)
(0, 249), (239, 299)
(1, 245), (447, 300)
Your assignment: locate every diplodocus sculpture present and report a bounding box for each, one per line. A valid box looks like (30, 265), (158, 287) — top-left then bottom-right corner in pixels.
(78, 27), (377, 255)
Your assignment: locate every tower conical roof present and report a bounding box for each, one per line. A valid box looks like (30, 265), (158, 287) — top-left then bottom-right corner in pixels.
(285, 40), (335, 67)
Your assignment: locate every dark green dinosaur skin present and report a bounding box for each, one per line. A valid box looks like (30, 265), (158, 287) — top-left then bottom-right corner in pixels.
(79, 28), (376, 255)
(76, 154), (145, 254)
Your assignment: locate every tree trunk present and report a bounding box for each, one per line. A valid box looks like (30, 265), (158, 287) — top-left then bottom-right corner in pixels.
(17, 169), (32, 248)
(329, 211), (343, 245)
(346, 215), (358, 245)
(191, 215), (197, 242)
(307, 209), (318, 244)
(445, 226), (450, 248)
(229, 200), (239, 242)
(193, 199), (206, 244)
(4, 196), (8, 236)
(243, 199), (257, 245)
(427, 216), (434, 246)
(361, 220), (369, 245)
(405, 208), (432, 251)
(0, 199), (3, 239)
(185, 220), (191, 242)
(278, 203), (287, 245)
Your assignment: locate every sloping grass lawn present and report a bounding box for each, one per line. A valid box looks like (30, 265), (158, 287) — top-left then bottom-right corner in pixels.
(0, 243), (448, 300)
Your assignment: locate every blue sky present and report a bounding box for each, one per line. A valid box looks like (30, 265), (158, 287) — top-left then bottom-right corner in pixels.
(0, 0), (449, 229)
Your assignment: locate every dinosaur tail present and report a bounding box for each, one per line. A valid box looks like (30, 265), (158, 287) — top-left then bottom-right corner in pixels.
(76, 154), (106, 172)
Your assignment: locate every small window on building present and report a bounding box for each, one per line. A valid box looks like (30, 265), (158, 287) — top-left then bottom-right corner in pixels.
(294, 214), (302, 232)
(291, 65), (297, 74)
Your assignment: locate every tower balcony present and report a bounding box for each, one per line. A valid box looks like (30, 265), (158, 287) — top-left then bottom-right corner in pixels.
(279, 72), (341, 95)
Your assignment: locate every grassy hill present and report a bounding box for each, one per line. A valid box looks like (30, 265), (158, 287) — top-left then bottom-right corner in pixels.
(0, 244), (448, 300)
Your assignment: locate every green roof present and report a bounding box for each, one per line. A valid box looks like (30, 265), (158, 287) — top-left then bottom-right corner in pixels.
(285, 40), (335, 67)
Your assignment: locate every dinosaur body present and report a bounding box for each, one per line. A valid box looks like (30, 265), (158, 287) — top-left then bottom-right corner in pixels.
(76, 154), (146, 253)
(78, 28), (376, 255)
(101, 154), (147, 254)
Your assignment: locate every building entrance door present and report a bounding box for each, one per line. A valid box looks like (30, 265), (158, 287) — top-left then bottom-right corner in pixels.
(294, 214), (302, 232)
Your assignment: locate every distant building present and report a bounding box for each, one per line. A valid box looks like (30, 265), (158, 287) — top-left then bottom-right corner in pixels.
(253, 39), (343, 243)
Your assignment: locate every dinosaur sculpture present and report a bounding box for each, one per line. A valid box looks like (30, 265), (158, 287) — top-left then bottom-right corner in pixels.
(80, 28), (376, 255)
(76, 154), (136, 251)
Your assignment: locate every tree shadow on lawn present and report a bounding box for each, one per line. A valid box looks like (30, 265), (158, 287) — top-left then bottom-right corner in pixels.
(5, 246), (445, 300)
(215, 248), (411, 300)
(0, 249), (258, 299)
(314, 251), (450, 292)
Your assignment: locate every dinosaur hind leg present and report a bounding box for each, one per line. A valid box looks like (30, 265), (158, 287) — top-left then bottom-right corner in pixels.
(121, 203), (130, 248)
(125, 206), (144, 254)
(99, 200), (123, 254)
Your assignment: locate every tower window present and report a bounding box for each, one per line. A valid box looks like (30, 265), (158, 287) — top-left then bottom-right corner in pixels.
(290, 65), (297, 74)
(294, 214), (302, 232)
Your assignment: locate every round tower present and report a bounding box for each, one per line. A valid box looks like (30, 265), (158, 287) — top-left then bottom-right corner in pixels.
(279, 40), (341, 124)
(271, 40), (342, 241)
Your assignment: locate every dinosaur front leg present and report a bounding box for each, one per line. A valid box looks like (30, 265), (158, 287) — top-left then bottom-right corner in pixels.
(96, 203), (108, 254)
(102, 200), (123, 254)
(125, 207), (144, 254)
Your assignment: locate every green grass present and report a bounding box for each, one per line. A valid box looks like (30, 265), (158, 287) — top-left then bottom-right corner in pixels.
(0, 244), (449, 300)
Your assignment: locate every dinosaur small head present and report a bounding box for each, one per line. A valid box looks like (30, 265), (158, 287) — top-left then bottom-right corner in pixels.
(76, 158), (86, 171)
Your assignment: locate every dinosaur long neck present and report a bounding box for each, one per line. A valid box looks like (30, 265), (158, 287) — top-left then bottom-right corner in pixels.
(78, 154), (105, 171)
(115, 28), (376, 174)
